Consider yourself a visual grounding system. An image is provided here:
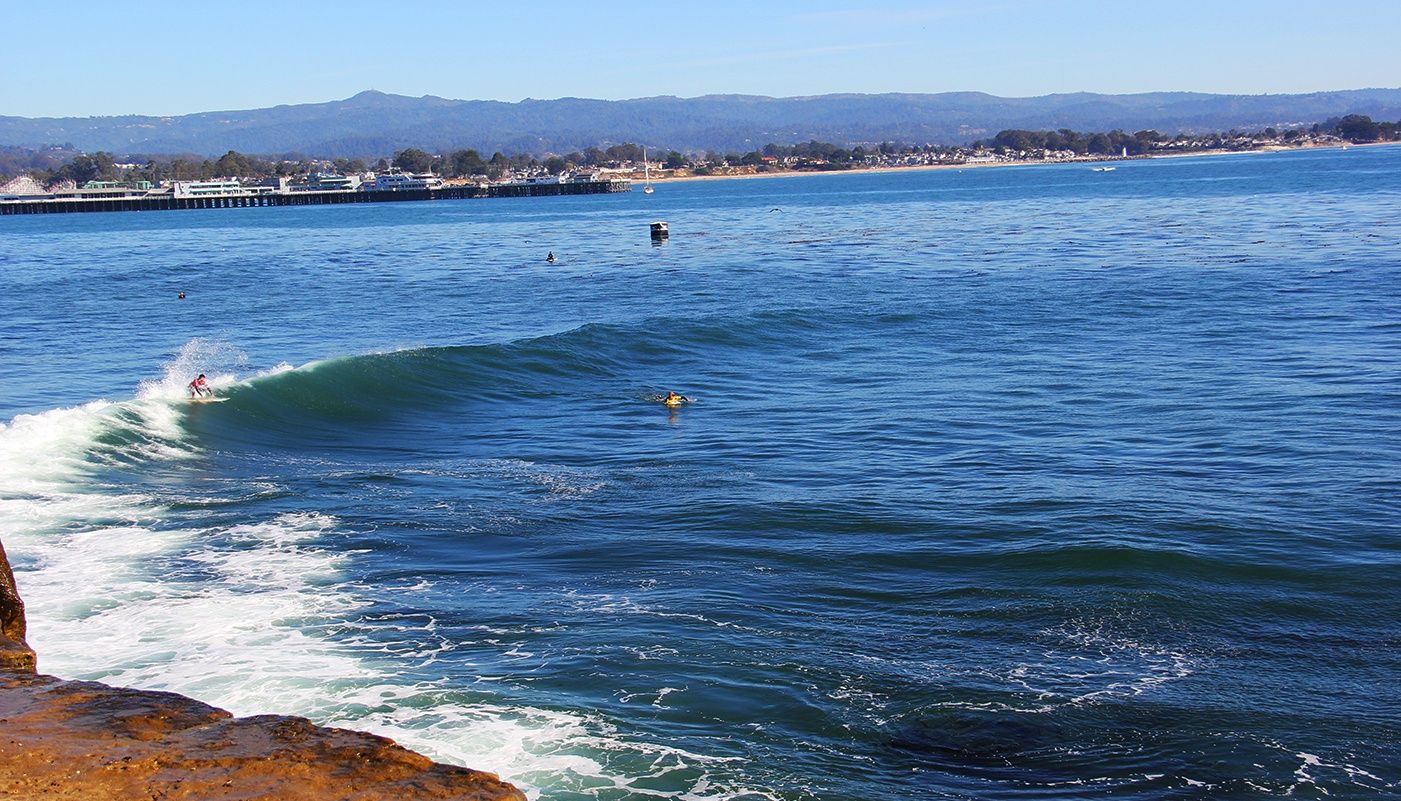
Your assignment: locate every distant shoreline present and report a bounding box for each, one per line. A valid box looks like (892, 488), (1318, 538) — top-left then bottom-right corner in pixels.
(640, 141), (1397, 185)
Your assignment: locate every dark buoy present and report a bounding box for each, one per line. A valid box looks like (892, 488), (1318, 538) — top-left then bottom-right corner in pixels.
(650, 221), (669, 240)
(178, 291), (186, 299)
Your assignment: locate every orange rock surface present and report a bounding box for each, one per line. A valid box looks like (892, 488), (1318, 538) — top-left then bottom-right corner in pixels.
(0, 540), (36, 674)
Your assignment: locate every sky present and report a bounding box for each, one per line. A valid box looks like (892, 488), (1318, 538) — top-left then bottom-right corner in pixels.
(3, 0), (1398, 118)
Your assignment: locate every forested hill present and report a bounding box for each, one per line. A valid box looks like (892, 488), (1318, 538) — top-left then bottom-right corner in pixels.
(4, 88), (1400, 158)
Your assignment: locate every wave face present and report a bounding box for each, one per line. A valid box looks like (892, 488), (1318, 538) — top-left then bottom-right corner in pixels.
(4, 147), (1401, 799)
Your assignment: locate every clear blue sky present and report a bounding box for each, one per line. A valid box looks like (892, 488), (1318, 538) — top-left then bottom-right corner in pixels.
(4, 0), (1398, 117)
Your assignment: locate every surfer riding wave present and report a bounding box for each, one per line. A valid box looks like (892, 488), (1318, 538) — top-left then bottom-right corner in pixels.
(188, 374), (211, 398)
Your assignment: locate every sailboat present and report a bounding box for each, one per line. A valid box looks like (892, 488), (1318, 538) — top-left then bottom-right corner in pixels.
(642, 147), (654, 194)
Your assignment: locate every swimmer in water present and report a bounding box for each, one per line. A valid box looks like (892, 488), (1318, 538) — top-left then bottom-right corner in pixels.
(546, 251), (557, 263)
(661, 390), (691, 407)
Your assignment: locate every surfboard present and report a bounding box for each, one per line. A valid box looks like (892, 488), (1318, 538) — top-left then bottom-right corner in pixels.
(188, 396), (227, 404)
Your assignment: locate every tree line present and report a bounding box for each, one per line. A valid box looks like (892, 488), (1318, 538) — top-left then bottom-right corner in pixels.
(3, 149), (383, 188)
(391, 142), (693, 178)
(978, 114), (1401, 156)
(5, 114), (1398, 186)
(339, 114), (1401, 177)
(1325, 114), (1400, 142)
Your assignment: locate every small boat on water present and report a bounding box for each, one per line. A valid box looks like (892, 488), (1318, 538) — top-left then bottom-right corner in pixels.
(650, 221), (668, 239)
(1092, 166), (1116, 172)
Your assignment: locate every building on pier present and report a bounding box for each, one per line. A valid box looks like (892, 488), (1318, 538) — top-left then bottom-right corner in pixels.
(172, 180), (247, 198)
(291, 173), (361, 192)
(1, 179), (631, 215)
(83, 180), (155, 191)
(368, 173), (442, 191)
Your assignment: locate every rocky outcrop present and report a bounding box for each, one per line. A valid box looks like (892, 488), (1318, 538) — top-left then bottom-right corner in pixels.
(0, 673), (525, 800)
(0, 540), (525, 801)
(0, 540), (36, 674)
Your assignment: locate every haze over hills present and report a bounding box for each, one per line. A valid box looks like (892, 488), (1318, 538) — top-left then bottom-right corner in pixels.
(3, 88), (1400, 158)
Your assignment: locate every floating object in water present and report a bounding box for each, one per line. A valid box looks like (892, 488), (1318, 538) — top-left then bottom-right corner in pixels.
(546, 251), (557, 263)
(650, 221), (669, 240)
(178, 292), (186, 299)
(657, 391), (691, 408)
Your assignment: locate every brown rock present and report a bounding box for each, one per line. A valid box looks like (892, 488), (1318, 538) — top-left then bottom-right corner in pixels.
(0, 539), (36, 674)
(0, 673), (526, 800)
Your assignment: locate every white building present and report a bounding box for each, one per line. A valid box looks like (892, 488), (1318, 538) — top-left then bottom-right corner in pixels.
(367, 173), (442, 191)
(291, 173), (362, 192)
(171, 180), (246, 198)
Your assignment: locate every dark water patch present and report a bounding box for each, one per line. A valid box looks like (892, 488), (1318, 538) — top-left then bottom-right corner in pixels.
(886, 702), (1401, 799)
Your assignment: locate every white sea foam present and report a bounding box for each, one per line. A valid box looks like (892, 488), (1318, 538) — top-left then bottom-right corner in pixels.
(1266, 742), (1396, 796)
(967, 615), (1198, 712)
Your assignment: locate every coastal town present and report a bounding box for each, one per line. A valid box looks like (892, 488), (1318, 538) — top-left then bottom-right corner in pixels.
(1, 115), (1394, 215)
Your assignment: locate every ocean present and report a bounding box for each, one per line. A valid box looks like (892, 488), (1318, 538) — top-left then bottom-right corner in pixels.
(2, 147), (1399, 800)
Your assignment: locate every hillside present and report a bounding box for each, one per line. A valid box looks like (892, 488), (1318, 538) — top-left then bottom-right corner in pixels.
(2, 88), (1399, 158)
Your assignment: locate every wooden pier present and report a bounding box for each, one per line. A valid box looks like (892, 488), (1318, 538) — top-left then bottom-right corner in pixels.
(0, 180), (630, 216)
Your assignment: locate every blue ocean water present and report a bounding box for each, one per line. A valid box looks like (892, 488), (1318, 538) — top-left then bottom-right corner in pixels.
(2, 147), (1399, 799)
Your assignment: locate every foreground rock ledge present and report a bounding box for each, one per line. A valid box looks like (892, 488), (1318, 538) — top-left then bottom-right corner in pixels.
(0, 540), (36, 674)
(0, 538), (524, 800)
(0, 672), (526, 801)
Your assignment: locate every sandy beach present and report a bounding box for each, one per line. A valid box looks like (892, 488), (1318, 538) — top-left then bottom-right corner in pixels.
(632, 141), (1385, 186)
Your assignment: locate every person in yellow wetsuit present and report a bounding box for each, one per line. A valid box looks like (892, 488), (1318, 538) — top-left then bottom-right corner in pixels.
(661, 391), (691, 407)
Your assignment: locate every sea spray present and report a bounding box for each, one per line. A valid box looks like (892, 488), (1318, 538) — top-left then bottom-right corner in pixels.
(136, 337), (249, 400)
